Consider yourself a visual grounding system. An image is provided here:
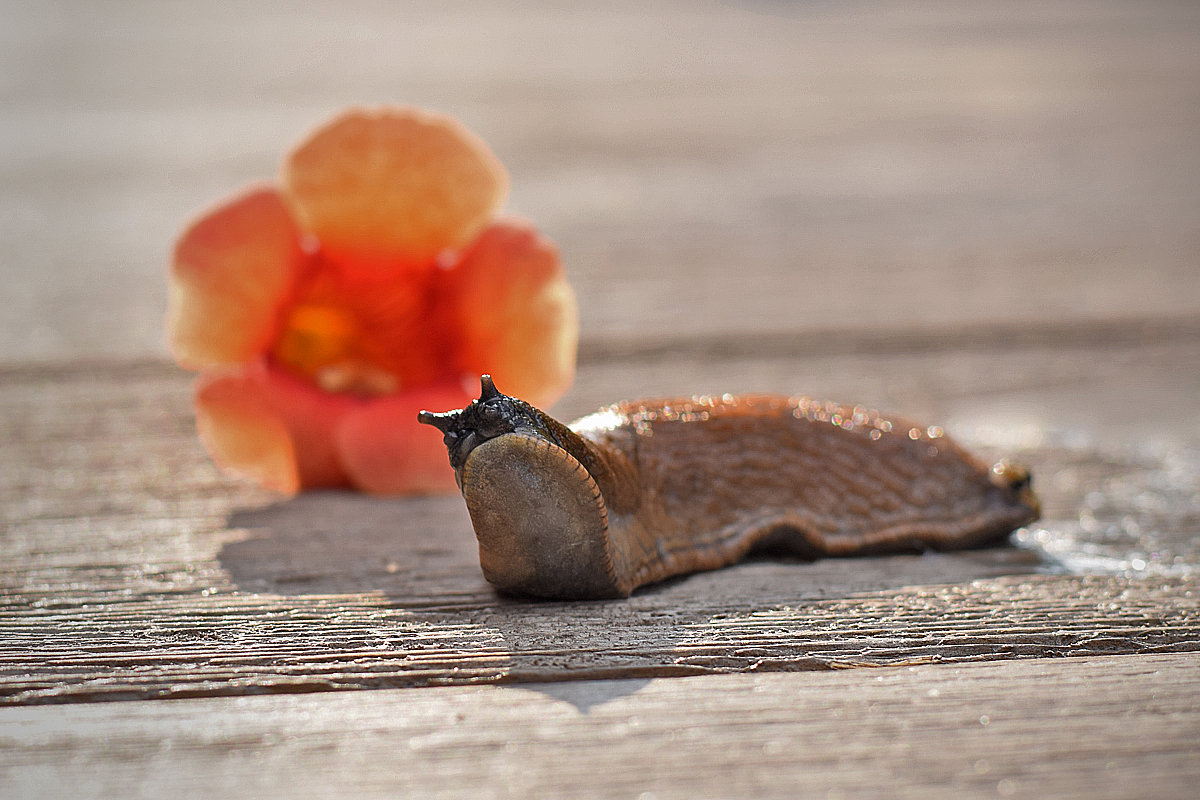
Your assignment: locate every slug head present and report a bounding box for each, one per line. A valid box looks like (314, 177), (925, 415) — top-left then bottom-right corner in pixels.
(418, 375), (565, 472)
(417, 375), (626, 599)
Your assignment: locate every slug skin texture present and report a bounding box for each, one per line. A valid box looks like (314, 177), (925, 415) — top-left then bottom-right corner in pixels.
(420, 376), (1040, 600)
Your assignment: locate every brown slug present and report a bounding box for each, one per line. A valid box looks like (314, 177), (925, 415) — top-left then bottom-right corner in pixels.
(418, 376), (1040, 600)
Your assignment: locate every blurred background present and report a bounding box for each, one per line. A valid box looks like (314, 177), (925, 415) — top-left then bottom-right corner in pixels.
(4, 0), (1197, 369)
(2, 0), (1199, 612)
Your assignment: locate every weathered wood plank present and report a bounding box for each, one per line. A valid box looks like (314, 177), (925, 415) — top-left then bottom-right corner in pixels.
(2, 653), (1197, 800)
(3, 572), (1196, 704)
(2, 339), (1198, 704)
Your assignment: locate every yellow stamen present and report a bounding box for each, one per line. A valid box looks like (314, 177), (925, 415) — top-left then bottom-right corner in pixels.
(273, 303), (401, 396)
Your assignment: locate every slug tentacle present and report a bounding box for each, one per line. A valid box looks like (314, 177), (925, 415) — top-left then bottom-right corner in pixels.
(419, 378), (1040, 600)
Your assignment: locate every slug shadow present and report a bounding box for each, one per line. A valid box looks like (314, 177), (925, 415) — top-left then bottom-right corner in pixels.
(638, 543), (1048, 606)
(215, 492), (1050, 713)
(219, 491), (493, 601)
(507, 678), (654, 714)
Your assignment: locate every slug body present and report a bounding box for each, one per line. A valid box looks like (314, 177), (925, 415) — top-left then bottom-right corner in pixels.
(419, 377), (1040, 600)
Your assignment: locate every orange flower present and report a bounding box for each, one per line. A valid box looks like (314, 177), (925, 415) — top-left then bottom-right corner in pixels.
(167, 108), (578, 494)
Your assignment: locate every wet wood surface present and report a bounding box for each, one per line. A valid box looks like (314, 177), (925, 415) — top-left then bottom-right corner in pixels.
(3, 1), (1200, 798)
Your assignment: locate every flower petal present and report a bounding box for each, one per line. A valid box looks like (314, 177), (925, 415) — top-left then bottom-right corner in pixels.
(336, 383), (471, 495)
(449, 219), (578, 406)
(195, 365), (357, 492)
(282, 108), (508, 272)
(168, 187), (306, 368)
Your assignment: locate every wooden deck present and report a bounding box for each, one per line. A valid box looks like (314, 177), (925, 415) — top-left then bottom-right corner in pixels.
(3, 2), (1199, 797)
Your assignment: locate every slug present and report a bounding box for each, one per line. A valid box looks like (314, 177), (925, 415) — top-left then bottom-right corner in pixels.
(418, 376), (1040, 600)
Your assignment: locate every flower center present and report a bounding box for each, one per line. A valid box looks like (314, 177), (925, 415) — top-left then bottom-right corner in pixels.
(270, 267), (455, 397)
(272, 303), (398, 395)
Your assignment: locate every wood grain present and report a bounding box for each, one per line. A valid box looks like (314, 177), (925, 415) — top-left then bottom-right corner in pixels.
(3, 342), (1198, 704)
(3, 653), (1197, 800)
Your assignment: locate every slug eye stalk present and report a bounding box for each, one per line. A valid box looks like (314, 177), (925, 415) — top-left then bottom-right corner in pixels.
(419, 376), (1041, 601)
(419, 375), (561, 471)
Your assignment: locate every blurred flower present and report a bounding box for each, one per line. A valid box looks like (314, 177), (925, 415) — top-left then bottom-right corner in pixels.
(167, 107), (578, 494)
